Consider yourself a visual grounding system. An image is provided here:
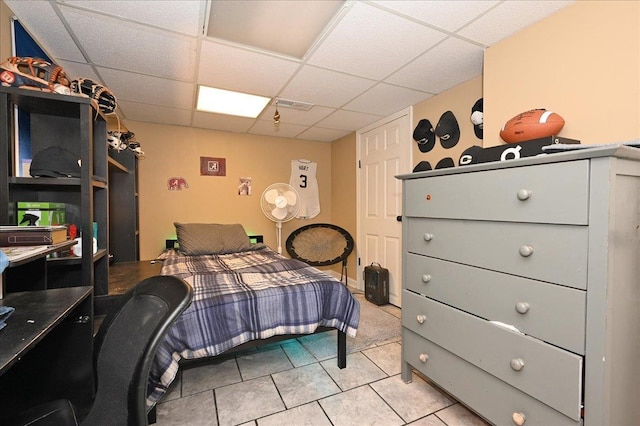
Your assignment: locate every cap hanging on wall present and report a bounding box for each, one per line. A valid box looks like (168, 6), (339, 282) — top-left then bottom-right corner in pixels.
(471, 98), (483, 139)
(435, 111), (460, 149)
(412, 119), (436, 153)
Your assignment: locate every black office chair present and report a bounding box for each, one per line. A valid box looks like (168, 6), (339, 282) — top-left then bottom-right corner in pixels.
(6, 275), (192, 426)
(285, 223), (354, 285)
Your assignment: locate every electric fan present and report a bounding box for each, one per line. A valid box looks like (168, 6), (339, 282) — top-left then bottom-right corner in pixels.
(260, 183), (300, 253)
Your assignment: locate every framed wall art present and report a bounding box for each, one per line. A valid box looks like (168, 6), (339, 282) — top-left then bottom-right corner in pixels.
(200, 157), (226, 176)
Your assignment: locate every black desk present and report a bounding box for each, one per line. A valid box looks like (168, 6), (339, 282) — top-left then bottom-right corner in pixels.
(0, 286), (93, 416)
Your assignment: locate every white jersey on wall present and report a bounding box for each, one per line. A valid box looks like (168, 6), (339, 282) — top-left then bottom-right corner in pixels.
(289, 159), (320, 219)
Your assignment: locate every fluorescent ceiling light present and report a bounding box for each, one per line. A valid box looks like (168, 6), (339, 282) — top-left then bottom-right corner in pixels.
(196, 86), (270, 118)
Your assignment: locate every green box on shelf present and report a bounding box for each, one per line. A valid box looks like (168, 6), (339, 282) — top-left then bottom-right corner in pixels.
(17, 202), (66, 227)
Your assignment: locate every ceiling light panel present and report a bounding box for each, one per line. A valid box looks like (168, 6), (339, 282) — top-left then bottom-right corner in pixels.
(206, 0), (345, 58)
(197, 86), (271, 118)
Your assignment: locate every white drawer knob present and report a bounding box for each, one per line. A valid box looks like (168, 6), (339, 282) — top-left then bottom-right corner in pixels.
(421, 274), (431, 283)
(512, 412), (526, 425)
(419, 353), (429, 363)
(519, 245), (534, 257)
(423, 233), (434, 242)
(516, 189), (532, 201)
(416, 315), (426, 324)
(510, 358), (525, 371)
(515, 302), (530, 314)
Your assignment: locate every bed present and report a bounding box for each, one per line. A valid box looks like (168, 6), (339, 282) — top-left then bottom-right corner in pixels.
(146, 223), (360, 407)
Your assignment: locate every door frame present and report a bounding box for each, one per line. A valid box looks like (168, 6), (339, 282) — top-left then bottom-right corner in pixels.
(355, 106), (413, 293)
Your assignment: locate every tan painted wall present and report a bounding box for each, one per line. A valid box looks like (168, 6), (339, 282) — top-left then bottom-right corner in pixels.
(1, 1), (13, 60)
(133, 121), (334, 260)
(485, 1), (640, 147)
(411, 76), (483, 169)
(329, 131), (357, 279)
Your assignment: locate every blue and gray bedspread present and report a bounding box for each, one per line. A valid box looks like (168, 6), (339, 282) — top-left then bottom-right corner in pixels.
(147, 245), (360, 406)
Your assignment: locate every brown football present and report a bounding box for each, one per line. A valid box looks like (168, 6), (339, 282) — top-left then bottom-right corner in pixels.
(500, 109), (565, 143)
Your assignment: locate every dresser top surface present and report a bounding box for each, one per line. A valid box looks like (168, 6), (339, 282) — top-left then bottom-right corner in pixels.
(397, 143), (640, 180)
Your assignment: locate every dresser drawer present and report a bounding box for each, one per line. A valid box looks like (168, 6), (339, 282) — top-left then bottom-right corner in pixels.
(402, 290), (583, 419)
(403, 329), (580, 426)
(406, 218), (588, 288)
(405, 253), (586, 354)
(403, 159), (589, 225)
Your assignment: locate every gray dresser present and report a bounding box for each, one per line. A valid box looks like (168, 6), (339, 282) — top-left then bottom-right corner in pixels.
(397, 145), (640, 426)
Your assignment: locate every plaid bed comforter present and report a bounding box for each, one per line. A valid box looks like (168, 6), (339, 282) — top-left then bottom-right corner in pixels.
(147, 245), (360, 406)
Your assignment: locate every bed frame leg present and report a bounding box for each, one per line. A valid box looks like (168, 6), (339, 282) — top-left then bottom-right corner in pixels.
(337, 330), (347, 368)
(148, 406), (157, 424)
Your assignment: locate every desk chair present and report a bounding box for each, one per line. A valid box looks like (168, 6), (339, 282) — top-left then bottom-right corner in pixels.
(7, 275), (192, 426)
(285, 223), (354, 285)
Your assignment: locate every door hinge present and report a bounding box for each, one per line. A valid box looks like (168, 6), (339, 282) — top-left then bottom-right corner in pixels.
(357, 257), (360, 266)
(358, 160), (361, 169)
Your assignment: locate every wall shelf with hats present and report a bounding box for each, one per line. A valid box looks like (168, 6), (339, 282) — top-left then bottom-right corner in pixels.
(0, 85), (135, 303)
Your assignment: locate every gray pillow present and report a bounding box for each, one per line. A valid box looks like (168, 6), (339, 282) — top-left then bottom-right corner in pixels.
(174, 223), (251, 255)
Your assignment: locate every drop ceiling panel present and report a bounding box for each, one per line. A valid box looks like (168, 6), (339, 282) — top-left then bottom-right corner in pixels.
(98, 68), (194, 109)
(345, 83), (430, 117)
(55, 60), (101, 83)
(118, 100), (192, 127)
(317, 110), (383, 131)
(62, 0), (204, 36)
(59, 5), (197, 81)
(279, 65), (376, 108)
(4, 1), (86, 62)
(458, 0), (574, 46)
(307, 2), (447, 80)
(249, 119), (310, 139)
(387, 37), (485, 93)
(192, 111), (255, 133)
(207, 0), (345, 58)
(297, 127), (351, 143)
(198, 40), (300, 96)
(193, 111), (256, 133)
(373, 0), (500, 33)
(258, 105), (336, 126)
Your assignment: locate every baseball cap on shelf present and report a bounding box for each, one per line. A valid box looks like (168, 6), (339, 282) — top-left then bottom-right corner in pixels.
(413, 161), (432, 172)
(471, 98), (483, 139)
(412, 119), (436, 153)
(435, 111), (460, 149)
(30, 146), (81, 178)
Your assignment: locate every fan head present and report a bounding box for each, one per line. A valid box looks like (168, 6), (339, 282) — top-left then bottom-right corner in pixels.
(261, 183), (300, 222)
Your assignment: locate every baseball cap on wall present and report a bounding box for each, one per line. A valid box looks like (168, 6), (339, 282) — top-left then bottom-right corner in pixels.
(435, 111), (460, 149)
(412, 119), (436, 153)
(471, 98), (483, 139)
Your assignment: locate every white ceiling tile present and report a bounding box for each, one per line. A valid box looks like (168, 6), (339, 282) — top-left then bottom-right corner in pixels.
(317, 110), (382, 131)
(62, 0), (205, 36)
(5, 0), (86, 62)
(279, 65), (376, 108)
(307, 2), (447, 80)
(118, 100), (192, 127)
(345, 84), (431, 117)
(59, 4), (197, 81)
(249, 120), (310, 139)
(198, 41), (300, 96)
(259, 105), (336, 126)
(55, 60), (101, 83)
(192, 111), (255, 133)
(98, 68), (194, 109)
(458, 1), (575, 46)
(297, 127), (351, 143)
(387, 37), (484, 93)
(372, 0), (500, 33)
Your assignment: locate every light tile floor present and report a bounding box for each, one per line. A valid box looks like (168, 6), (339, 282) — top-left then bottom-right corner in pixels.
(154, 299), (489, 426)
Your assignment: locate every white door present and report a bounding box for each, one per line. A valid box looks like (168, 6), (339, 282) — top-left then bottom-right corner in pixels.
(357, 108), (412, 307)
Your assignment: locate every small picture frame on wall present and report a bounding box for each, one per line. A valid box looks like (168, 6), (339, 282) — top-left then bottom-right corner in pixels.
(200, 157), (226, 176)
